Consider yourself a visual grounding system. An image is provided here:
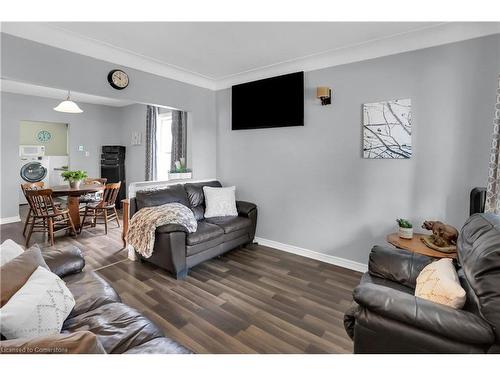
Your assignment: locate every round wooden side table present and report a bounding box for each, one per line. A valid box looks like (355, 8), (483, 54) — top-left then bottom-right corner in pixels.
(386, 232), (457, 259)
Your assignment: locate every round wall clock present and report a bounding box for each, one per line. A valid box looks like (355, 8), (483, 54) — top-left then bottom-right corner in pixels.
(107, 69), (129, 90)
(36, 130), (52, 143)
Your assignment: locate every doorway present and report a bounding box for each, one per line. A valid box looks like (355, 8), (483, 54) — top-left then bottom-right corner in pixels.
(19, 121), (69, 208)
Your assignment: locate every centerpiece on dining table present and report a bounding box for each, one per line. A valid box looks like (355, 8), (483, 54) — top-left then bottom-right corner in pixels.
(61, 170), (88, 189)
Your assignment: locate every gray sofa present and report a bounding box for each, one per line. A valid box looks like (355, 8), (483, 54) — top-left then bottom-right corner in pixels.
(129, 180), (257, 279)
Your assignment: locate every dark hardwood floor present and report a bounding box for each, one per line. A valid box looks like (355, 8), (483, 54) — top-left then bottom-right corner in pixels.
(1, 205), (362, 353)
(96, 245), (361, 353)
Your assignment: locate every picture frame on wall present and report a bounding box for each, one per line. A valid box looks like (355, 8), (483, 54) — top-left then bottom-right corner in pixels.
(362, 98), (412, 159)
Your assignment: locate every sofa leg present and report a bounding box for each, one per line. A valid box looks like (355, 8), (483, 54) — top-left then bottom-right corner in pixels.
(244, 241), (259, 250)
(175, 269), (188, 280)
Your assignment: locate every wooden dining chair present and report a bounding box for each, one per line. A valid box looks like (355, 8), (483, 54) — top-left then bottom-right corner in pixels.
(20, 181), (45, 237)
(80, 182), (121, 234)
(25, 189), (77, 247)
(85, 177), (108, 185)
(79, 177), (108, 209)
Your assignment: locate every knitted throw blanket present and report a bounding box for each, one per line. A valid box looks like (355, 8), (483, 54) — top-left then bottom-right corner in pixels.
(127, 202), (197, 258)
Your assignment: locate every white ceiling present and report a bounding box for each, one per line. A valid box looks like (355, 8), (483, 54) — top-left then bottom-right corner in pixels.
(49, 22), (442, 79)
(0, 79), (134, 107)
(2, 22), (500, 90)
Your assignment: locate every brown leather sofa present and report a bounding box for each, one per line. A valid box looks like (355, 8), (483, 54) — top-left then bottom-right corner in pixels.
(344, 213), (500, 354)
(129, 180), (258, 279)
(7, 245), (192, 354)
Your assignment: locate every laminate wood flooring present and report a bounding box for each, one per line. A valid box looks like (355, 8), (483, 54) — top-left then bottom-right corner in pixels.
(96, 244), (362, 354)
(1, 205), (362, 353)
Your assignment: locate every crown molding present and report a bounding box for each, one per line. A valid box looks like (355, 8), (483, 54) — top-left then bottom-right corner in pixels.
(214, 22), (500, 89)
(1, 23), (217, 90)
(2, 22), (499, 92)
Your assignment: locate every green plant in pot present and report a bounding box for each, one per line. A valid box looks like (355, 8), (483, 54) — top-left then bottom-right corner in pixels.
(396, 218), (413, 239)
(170, 158), (191, 174)
(61, 170), (88, 189)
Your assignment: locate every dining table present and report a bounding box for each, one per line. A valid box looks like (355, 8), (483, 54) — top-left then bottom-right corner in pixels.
(51, 184), (105, 230)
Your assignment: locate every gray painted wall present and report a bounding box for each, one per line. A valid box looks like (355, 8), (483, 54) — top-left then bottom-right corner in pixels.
(216, 34), (500, 264)
(0, 33), (217, 187)
(118, 103), (148, 187)
(1, 95), (181, 219)
(1, 92), (123, 218)
(2, 31), (499, 267)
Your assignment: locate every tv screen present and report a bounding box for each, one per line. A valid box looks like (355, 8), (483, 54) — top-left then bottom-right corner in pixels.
(231, 72), (304, 130)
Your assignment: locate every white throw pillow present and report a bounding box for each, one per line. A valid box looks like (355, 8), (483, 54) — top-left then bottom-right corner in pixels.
(415, 258), (466, 309)
(0, 266), (76, 339)
(203, 186), (238, 218)
(0, 239), (24, 266)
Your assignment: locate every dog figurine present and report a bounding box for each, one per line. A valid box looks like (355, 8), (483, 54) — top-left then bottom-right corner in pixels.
(422, 220), (459, 246)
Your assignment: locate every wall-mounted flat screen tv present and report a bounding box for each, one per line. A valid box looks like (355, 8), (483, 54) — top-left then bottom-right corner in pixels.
(231, 71), (304, 130)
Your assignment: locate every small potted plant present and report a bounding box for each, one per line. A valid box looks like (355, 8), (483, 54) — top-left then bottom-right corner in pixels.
(396, 218), (413, 239)
(168, 157), (192, 180)
(61, 170), (88, 189)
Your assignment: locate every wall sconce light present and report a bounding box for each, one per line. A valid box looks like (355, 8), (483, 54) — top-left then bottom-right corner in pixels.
(316, 87), (332, 105)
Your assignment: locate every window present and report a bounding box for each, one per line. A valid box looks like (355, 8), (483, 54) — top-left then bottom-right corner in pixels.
(156, 111), (172, 181)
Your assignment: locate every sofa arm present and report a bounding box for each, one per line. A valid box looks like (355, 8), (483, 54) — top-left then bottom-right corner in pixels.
(353, 283), (495, 345)
(138, 231), (188, 279)
(42, 246), (85, 278)
(236, 201), (257, 217)
(368, 245), (434, 289)
(156, 224), (189, 234)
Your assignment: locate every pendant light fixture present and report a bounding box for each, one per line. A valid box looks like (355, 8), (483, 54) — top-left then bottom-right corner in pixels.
(54, 90), (83, 113)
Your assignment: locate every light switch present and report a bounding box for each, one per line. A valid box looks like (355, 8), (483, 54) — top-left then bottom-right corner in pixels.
(78, 145), (84, 151)
(131, 131), (142, 146)
(85, 151), (90, 157)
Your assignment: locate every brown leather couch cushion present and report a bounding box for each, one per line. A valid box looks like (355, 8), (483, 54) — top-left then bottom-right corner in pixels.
(206, 216), (252, 234)
(0, 331), (105, 354)
(360, 272), (413, 295)
(42, 245), (85, 278)
(186, 221), (224, 245)
(135, 184), (190, 211)
(0, 245), (49, 307)
(64, 271), (121, 318)
(62, 302), (175, 354)
(186, 236), (225, 257)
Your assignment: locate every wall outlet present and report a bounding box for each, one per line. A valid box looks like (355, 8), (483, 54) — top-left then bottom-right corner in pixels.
(85, 151), (90, 157)
(78, 145), (84, 151)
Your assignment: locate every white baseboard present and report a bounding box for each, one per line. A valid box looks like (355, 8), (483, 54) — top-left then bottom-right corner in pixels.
(254, 237), (368, 273)
(0, 216), (21, 225)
